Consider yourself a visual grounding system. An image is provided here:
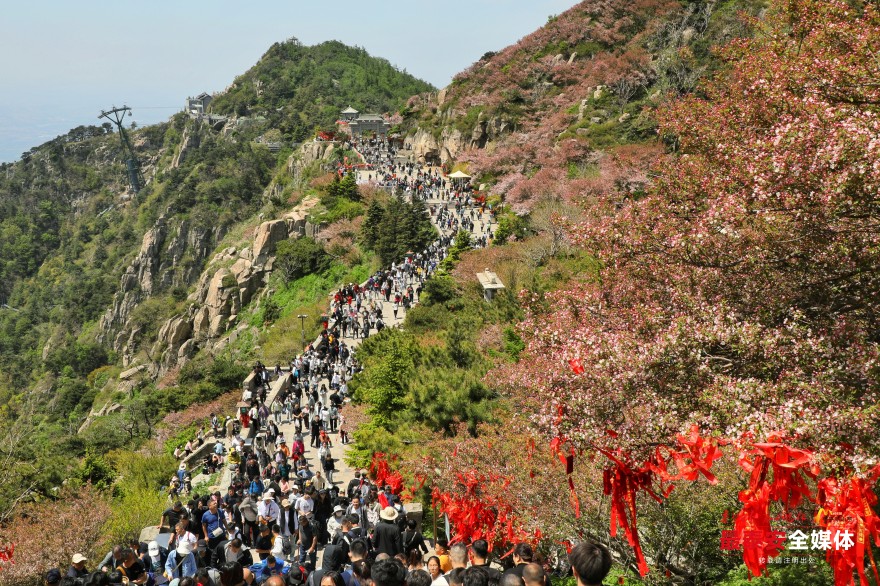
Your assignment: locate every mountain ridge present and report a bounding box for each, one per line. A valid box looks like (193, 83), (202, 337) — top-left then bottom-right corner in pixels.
(0, 38), (434, 523)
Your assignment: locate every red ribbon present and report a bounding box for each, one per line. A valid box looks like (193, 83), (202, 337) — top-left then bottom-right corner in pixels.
(598, 449), (655, 576)
(370, 452), (404, 494)
(815, 467), (880, 586)
(432, 470), (532, 551)
(593, 426), (726, 577)
(732, 434), (817, 578)
(0, 543), (13, 564)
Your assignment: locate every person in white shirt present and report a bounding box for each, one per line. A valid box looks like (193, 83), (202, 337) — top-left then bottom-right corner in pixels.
(326, 506), (346, 542)
(295, 492), (314, 518)
(258, 492), (281, 529)
(169, 521), (198, 552)
(270, 525), (285, 559)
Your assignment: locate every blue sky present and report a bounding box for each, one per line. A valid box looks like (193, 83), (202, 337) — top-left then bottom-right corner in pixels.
(0, 0), (577, 162)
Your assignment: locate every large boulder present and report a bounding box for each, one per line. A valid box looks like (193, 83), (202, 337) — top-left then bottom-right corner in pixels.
(178, 339), (197, 362)
(209, 314), (229, 338)
(252, 220), (290, 264)
(158, 316), (192, 348)
(192, 307), (211, 341)
(405, 129), (440, 164)
(205, 269), (233, 309)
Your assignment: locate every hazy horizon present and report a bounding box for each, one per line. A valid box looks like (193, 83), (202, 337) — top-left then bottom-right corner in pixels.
(0, 0), (577, 163)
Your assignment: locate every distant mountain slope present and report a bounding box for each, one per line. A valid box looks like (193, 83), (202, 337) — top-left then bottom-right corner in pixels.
(0, 38), (433, 516)
(210, 39), (435, 140)
(402, 0), (765, 212)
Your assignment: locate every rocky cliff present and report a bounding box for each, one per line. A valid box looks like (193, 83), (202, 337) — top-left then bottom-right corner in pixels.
(146, 197), (320, 377)
(402, 98), (513, 166)
(97, 216), (223, 361)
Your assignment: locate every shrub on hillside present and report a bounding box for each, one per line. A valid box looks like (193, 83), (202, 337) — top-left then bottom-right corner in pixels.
(275, 237), (331, 282)
(178, 356), (247, 391)
(100, 485), (167, 553)
(419, 276), (458, 306)
(0, 485), (111, 586)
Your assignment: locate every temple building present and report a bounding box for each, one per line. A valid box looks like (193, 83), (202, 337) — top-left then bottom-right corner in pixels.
(340, 106), (391, 136)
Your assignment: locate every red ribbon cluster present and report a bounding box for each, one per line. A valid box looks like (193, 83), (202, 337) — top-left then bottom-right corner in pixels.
(562, 359), (880, 583)
(432, 469), (535, 552)
(649, 425), (727, 485)
(370, 452), (404, 495)
(731, 435), (817, 577)
(0, 543), (13, 566)
(816, 468), (880, 586)
(600, 450), (658, 576)
(579, 426), (725, 577)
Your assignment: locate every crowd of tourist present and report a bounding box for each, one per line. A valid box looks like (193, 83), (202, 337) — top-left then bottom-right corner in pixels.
(352, 137), (494, 247)
(45, 541), (613, 586)
(38, 135), (615, 586)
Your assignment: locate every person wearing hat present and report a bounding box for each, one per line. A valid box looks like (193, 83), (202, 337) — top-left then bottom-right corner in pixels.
(46, 568), (62, 586)
(145, 542), (168, 585)
(372, 507), (403, 557)
(239, 490), (260, 547)
(259, 489), (281, 531)
(194, 540), (212, 569)
(326, 505), (346, 543)
(278, 498), (294, 537)
(358, 472), (372, 502)
(278, 440), (291, 460)
(46, 568), (61, 586)
(67, 554), (89, 578)
(164, 540), (197, 580)
(297, 514), (319, 568)
(285, 564), (307, 586)
(314, 490), (333, 538)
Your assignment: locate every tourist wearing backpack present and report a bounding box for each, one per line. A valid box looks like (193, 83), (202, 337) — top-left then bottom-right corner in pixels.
(239, 492), (259, 547)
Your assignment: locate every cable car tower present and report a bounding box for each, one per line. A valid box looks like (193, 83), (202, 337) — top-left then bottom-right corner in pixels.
(99, 105), (144, 193)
